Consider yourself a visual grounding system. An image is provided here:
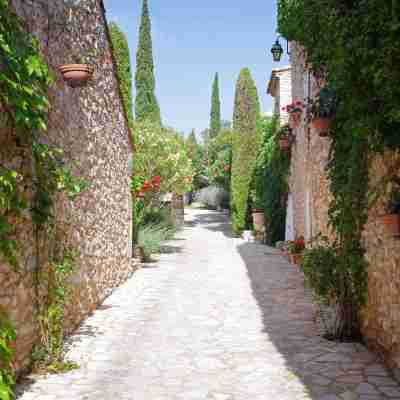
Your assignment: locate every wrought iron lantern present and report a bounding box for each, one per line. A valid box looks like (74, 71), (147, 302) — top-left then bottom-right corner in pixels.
(271, 39), (284, 62)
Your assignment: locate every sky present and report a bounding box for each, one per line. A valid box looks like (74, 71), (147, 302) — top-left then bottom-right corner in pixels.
(103, 0), (290, 136)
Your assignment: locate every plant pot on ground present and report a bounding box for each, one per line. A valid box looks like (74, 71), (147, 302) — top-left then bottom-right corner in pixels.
(133, 244), (145, 262)
(382, 189), (400, 237)
(288, 237), (305, 266)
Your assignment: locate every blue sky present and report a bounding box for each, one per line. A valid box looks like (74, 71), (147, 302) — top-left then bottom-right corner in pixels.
(103, 0), (289, 136)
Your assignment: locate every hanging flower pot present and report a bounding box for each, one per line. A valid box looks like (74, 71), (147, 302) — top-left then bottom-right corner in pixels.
(382, 214), (400, 237)
(59, 64), (94, 87)
(290, 110), (302, 128)
(312, 117), (332, 136)
(279, 135), (291, 151)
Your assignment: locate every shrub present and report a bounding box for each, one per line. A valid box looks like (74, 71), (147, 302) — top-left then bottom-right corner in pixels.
(301, 244), (338, 303)
(137, 223), (176, 258)
(141, 206), (172, 227)
(195, 186), (229, 209)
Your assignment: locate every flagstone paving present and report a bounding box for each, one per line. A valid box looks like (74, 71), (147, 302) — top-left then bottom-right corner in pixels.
(17, 209), (400, 399)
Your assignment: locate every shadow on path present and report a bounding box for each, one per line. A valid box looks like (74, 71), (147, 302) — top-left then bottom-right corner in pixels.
(208, 211), (398, 399)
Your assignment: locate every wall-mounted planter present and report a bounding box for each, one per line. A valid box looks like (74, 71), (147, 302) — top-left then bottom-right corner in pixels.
(279, 136), (291, 151)
(290, 111), (302, 128)
(312, 117), (332, 136)
(59, 64), (94, 87)
(382, 214), (400, 237)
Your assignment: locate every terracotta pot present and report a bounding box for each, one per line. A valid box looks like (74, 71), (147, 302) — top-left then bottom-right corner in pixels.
(133, 245), (145, 262)
(59, 64), (93, 87)
(279, 136), (291, 151)
(253, 212), (265, 228)
(382, 214), (400, 237)
(290, 111), (302, 127)
(312, 117), (332, 134)
(291, 253), (303, 266)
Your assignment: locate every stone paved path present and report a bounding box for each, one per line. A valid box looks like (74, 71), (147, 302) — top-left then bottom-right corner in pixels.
(17, 209), (400, 399)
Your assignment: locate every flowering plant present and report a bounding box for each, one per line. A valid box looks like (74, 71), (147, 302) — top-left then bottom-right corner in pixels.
(282, 99), (305, 114)
(288, 237), (306, 254)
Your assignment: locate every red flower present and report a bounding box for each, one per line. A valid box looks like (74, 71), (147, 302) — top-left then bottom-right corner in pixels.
(142, 180), (152, 191)
(152, 175), (161, 184)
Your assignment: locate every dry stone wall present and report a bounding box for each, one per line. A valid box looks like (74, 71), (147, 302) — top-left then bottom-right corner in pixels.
(0, 0), (135, 373)
(288, 42), (400, 375)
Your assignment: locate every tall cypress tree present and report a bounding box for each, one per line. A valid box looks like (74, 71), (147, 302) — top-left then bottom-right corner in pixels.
(210, 73), (221, 138)
(109, 22), (134, 126)
(135, 0), (161, 124)
(231, 68), (261, 234)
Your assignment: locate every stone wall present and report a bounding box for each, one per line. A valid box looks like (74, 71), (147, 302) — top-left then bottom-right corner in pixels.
(287, 42), (400, 374)
(0, 0), (135, 373)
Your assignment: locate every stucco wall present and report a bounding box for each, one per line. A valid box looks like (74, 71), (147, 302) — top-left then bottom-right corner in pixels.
(287, 42), (400, 374)
(0, 0), (135, 372)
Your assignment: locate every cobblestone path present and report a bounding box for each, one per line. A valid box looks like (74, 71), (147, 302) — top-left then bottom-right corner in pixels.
(17, 209), (400, 399)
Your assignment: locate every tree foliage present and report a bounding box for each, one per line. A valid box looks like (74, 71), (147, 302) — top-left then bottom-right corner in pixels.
(132, 120), (194, 197)
(210, 72), (221, 138)
(231, 68), (261, 234)
(186, 130), (204, 178)
(108, 22), (134, 126)
(135, 0), (161, 124)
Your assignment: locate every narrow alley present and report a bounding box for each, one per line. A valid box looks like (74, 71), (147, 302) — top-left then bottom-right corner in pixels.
(17, 210), (400, 400)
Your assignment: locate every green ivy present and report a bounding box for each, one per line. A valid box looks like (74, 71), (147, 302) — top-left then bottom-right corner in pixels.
(0, 310), (16, 400)
(108, 22), (134, 126)
(277, 0), (399, 338)
(0, 1), (87, 384)
(32, 249), (79, 374)
(254, 117), (291, 244)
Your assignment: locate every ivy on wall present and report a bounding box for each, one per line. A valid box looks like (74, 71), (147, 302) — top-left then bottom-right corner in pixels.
(0, 0), (87, 391)
(108, 22), (134, 126)
(278, 0), (400, 338)
(252, 117), (291, 244)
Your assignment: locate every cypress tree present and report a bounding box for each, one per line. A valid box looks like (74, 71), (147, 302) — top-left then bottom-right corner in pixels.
(210, 73), (221, 138)
(135, 0), (161, 124)
(231, 68), (261, 234)
(108, 22), (134, 126)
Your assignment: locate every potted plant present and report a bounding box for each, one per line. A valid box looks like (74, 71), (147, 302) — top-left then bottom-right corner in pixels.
(282, 100), (305, 128)
(251, 194), (265, 233)
(288, 236), (306, 265)
(278, 124), (293, 151)
(382, 189), (400, 237)
(310, 87), (337, 136)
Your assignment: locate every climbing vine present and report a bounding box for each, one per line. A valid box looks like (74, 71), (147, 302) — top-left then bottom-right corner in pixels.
(32, 249), (79, 373)
(0, 310), (16, 400)
(252, 117), (291, 244)
(0, 0), (87, 389)
(278, 0), (400, 338)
